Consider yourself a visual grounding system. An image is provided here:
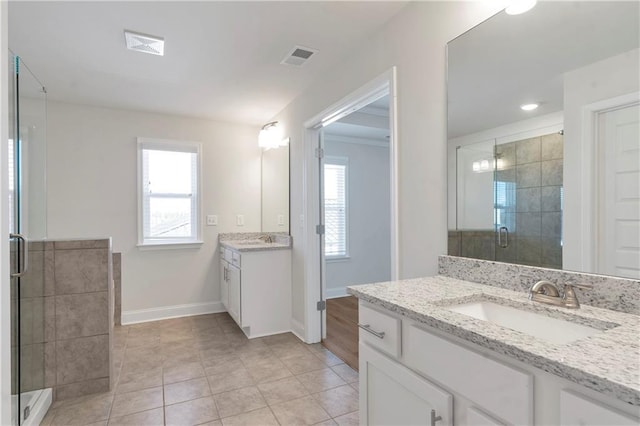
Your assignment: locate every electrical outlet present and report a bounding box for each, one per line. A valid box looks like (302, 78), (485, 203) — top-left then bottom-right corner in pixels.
(236, 215), (244, 226)
(278, 214), (285, 226)
(206, 215), (218, 226)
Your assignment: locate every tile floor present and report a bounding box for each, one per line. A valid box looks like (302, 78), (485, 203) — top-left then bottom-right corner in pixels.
(41, 313), (360, 425)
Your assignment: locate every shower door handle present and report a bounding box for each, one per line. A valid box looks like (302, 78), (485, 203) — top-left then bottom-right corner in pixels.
(497, 226), (509, 248)
(9, 233), (28, 278)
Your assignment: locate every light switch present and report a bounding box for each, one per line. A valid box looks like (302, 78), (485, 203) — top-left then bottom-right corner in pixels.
(206, 215), (218, 226)
(236, 215), (245, 226)
(278, 214), (285, 226)
(299, 214), (304, 228)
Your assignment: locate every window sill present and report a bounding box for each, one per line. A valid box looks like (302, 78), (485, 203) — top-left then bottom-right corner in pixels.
(326, 256), (351, 263)
(137, 241), (204, 251)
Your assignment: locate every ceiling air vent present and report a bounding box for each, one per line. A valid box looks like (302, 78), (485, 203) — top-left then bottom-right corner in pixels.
(124, 30), (165, 56)
(281, 45), (318, 67)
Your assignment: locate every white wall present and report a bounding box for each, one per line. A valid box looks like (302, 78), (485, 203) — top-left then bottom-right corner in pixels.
(324, 138), (390, 298)
(46, 101), (262, 320)
(271, 2), (503, 332)
(563, 48), (640, 273)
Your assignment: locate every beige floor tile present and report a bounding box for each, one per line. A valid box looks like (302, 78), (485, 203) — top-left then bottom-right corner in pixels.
(220, 407), (280, 425)
(331, 364), (359, 384)
(270, 342), (311, 360)
(333, 410), (359, 426)
(203, 356), (245, 375)
(124, 334), (160, 349)
(165, 376), (212, 405)
(208, 368), (255, 395)
(163, 361), (205, 384)
(270, 395), (331, 425)
(107, 407), (164, 425)
(245, 358), (293, 384)
(110, 386), (163, 418)
(311, 385), (359, 417)
(285, 353), (328, 375)
(49, 393), (113, 425)
(115, 367), (163, 394)
(312, 420), (337, 426)
(165, 396), (219, 426)
(258, 333), (301, 346)
(199, 421), (223, 426)
(257, 376), (309, 406)
(297, 368), (347, 394)
(312, 349), (345, 367)
(213, 386), (267, 419)
(162, 347), (201, 368)
(349, 382), (359, 392)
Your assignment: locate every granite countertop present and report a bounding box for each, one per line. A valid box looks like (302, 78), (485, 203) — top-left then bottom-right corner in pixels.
(347, 275), (640, 406)
(219, 233), (291, 252)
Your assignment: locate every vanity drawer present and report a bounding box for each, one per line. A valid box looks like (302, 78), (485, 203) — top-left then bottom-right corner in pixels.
(358, 302), (401, 358)
(405, 325), (533, 425)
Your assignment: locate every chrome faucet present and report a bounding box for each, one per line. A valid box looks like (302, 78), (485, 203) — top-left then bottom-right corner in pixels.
(529, 280), (593, 309)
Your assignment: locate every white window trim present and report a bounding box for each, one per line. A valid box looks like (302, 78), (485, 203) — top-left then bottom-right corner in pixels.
(137, 137), (203, 248)
(324, 155), (349, 260)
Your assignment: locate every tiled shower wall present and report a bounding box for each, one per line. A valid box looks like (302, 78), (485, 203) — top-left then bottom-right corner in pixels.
(449, 132), (564, 269)
(43, 239), (114, 401)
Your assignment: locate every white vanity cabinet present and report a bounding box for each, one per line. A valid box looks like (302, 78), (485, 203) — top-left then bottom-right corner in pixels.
(357, 300), (639, 426)
(219, 246), (291, 338)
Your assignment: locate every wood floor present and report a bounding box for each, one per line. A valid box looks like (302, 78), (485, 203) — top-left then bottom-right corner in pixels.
(322, 296), (359, 371)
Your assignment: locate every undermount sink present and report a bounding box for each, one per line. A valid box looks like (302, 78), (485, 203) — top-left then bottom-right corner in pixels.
(446, 300), (608, 345)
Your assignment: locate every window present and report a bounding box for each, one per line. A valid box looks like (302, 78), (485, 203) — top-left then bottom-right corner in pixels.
(137, 138), (202, 247)
(324, 157), (348, 258)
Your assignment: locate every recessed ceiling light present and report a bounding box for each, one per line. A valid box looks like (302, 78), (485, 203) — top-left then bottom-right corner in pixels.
(124, 30), (164, 56)
(520, 103), (539, 111)
(505, 0), (537, 15)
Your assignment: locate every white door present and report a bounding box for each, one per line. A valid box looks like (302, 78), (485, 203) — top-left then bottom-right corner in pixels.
(227, 264), (241, 326)
(598, 103), (640, 279)
(220, 258), (229, 311)
(360, 343), (453, 426)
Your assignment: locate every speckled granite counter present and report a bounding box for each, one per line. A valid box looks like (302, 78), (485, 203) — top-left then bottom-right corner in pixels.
(347, 276), (640, 406)
(219, 232), (291, 252)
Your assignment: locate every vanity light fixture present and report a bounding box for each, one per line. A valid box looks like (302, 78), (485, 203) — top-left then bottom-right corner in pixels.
(258, 121), (288, 150)
(505, 0), (537, 15)
(520, 103), (539, 111)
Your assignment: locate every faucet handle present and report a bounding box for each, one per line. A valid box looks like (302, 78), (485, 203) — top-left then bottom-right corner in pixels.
(563, 282), (592, 309)
(564, 282), (593, 291)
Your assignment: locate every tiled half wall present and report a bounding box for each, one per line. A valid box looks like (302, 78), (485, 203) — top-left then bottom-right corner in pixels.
(42, 239), (114, 401)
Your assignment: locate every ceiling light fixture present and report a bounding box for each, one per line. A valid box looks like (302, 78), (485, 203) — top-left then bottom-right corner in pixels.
(259, 121), (288, 150)
(124, 30), (165, 56)
(520, 103), (539, 111)
(505, 0), (537, 15)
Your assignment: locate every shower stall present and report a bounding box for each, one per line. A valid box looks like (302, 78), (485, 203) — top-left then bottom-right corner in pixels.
(8, 53), (50, 425)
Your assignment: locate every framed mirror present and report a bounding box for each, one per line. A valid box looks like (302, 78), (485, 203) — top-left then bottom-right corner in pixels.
(261, 145), (290, 232)
(447, 1), (639, 279)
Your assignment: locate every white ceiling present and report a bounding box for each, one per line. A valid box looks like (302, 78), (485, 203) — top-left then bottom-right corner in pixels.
(8, 1), (408, 126)
(448, 1), (640, 139)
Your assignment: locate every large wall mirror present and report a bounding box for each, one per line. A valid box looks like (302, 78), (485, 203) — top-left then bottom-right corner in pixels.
(261, 145), (290, 232)
(447, 1), (639, 279)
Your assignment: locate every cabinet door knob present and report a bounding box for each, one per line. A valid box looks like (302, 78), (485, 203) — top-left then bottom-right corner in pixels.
(430, 409), (443, 426)
(357, 323), (385, 339)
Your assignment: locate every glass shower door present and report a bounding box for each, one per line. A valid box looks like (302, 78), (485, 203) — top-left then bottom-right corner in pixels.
(9, 53), (48, 425)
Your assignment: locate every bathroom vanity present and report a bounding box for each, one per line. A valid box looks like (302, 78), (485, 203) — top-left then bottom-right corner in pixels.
(219, 233), (291, 338)
(349, 272), (640, 425)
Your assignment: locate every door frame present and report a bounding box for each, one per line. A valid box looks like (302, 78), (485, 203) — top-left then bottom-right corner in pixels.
(301, 68), (399, 343)
(579, 91), (640, 273)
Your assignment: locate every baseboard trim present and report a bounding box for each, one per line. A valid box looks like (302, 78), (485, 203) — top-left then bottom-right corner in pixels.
(122, 301), (225, 325)
(326, 287), (349, 299)
(291, 318), (306, 342)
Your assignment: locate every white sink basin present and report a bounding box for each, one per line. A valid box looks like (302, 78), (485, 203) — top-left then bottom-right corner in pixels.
(446, 301), (605, 344)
